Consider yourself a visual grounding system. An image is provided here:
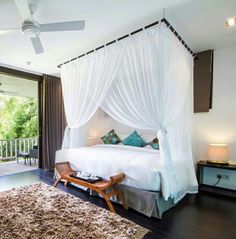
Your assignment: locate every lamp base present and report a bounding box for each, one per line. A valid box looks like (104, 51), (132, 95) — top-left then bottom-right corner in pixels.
(206, 160), (229, 165)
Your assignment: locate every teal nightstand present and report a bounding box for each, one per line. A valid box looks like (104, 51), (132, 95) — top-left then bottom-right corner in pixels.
(197, 161), (236, 198)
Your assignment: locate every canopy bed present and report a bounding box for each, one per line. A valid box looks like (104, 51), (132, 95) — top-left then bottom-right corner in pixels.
(55, 19), (198, 218)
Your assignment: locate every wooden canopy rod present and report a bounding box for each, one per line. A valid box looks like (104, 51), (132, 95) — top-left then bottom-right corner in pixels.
(58, 18), (195, 68)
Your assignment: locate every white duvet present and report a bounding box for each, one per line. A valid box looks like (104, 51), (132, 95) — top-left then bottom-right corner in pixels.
(55, 144), (163, 191)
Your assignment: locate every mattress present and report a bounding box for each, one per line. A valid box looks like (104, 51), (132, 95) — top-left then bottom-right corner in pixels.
(55, 144), (163, 191)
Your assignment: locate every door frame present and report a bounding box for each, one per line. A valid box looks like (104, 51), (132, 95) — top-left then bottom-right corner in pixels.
(0, 66), (43, 168)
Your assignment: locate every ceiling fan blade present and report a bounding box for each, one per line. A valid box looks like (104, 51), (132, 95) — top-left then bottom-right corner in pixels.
(14, 0), (32, 20)
(30, 37), (44, 54)
(0, 28), (21, 35)
(40, 21), (85, 32)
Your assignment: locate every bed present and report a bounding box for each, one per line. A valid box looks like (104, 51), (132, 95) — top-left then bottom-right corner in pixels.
(55, 144), (176, 218)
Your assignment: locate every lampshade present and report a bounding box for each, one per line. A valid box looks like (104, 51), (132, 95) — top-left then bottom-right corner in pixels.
(207, 144), (229, 162)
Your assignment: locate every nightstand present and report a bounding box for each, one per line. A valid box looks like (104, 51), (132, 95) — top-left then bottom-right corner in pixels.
(197, 161), (236, 198)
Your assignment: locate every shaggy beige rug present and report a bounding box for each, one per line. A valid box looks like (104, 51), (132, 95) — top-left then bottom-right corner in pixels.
(0, 183), (149, 239)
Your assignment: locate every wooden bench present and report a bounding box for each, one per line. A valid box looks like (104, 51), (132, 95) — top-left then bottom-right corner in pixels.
(53, 162), (128, 213)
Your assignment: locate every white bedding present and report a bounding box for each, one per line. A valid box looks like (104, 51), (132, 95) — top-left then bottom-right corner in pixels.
(55, 144), (163, 191)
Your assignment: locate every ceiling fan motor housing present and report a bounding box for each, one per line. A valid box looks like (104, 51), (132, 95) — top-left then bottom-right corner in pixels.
(22, 20), (41, 38)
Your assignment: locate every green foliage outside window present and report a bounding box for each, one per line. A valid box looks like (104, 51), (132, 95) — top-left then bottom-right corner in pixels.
(0, 95), (38, 140)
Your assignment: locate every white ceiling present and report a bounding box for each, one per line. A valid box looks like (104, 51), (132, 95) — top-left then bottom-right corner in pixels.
(0, 0), (236, 76)
(0, 74), (37, 98)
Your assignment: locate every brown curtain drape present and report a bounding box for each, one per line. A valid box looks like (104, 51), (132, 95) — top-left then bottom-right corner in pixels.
(41, 74), (66, 170)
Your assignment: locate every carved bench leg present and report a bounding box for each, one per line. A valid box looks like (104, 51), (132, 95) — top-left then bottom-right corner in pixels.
(100, 191), (116, 213)
(118, 191), (128, 210)
(53, 177), (62, 187)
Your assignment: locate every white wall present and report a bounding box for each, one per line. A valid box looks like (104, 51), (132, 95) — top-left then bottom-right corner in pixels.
(193, 45), (236, 163)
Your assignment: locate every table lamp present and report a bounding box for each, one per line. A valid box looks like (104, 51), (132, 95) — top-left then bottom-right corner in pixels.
(206, 144), (229, 165)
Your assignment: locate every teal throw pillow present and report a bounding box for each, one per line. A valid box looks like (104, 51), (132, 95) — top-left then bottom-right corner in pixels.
(148, 137), (159, 150)
(122, 131), (146, 147)
(101, 129), (121, 144)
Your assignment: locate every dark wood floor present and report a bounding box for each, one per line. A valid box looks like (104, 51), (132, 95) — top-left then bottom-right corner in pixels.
(0, 169), (235, 239)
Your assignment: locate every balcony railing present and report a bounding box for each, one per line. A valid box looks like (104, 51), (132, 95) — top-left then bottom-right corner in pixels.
(0, 137), (38, 161)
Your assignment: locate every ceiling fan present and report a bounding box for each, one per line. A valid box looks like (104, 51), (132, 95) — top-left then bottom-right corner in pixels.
(0, 0), (85, 54)
(0, 83), (17, 95)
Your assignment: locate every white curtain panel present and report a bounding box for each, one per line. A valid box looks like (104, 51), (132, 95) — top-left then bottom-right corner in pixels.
(167, 88), (198, 201)
(60, 46), (122, 148)
(101, 23), (198, 202)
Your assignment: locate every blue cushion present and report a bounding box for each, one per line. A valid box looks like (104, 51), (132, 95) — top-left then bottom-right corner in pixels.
(122, 131), (146, 147)
(148, 137), (159, 150)
(101, 129), (121, 144)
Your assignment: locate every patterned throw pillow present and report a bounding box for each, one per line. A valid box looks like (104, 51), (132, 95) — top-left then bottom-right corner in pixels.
(101, 129), (121, 144)
(122, 131), (146, 147)
(149, 137), (159, 150)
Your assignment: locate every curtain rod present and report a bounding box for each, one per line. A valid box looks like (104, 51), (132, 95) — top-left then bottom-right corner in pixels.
(58, 18), (195, 68)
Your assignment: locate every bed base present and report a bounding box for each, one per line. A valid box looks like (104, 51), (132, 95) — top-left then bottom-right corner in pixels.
(113, 184), (175, 218)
